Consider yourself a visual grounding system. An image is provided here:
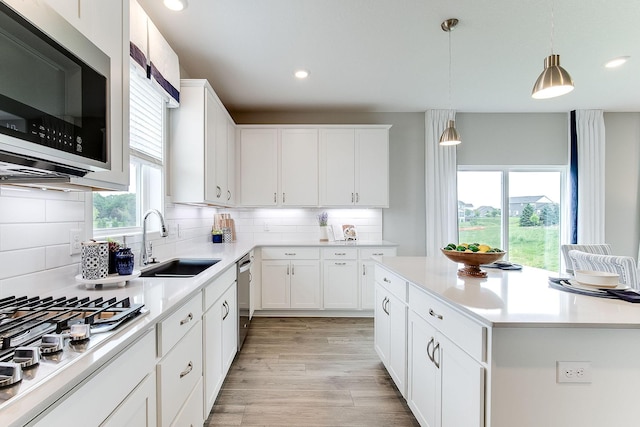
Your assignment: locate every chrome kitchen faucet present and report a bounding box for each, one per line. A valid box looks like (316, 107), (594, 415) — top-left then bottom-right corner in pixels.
(142, 209), (168, 265)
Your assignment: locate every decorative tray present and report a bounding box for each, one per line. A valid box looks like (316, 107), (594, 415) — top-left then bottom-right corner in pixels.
(75, 271), (141, 289)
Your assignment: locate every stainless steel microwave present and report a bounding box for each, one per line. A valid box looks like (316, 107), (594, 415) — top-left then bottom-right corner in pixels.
(0, 1), (110, 180)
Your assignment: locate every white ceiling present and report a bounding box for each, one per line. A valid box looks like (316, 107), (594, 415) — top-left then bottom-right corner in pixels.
(137, 0), (640, 114)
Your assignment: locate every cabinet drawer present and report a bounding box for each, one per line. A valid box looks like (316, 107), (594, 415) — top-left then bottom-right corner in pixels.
(262, 247), (319, 260)
(204, 266), (237, 310)
(360, 247), (397, 259)
(409, 284), (487, 363)
(323, 248), (358, 259)
(157, 294), (203, 357)
(158, 321), (203, 427)
(375, 265), (407, 303)
(171, 377), (203, 427)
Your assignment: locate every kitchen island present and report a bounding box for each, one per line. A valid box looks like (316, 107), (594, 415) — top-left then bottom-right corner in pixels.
(373, 256), (640, 427)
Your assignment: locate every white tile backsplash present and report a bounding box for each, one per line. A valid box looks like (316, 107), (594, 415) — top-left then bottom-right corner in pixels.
(0, 184), (384, 296)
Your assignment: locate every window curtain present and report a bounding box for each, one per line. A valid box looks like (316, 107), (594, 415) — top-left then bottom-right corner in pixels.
(425, 110), (459, 256)
(571, 109), (606, 244)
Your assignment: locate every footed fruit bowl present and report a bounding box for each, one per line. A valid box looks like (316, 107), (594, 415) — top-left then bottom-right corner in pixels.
(441, 249), (506, 278)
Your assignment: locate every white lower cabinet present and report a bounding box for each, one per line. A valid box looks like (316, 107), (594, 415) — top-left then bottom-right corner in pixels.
(261, 248), (321, 309)
(374, 268), (408, 397)
(203, 266), (238, 417)
(30, 330), (156, 426)
(172, 378), (204, 427)
(323, 248), (358, 309)
(408, 311), (484, 427)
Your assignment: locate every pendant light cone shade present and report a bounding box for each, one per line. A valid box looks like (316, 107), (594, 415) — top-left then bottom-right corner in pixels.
(439, 120), (461, 146)
(531, 54), (574, 99)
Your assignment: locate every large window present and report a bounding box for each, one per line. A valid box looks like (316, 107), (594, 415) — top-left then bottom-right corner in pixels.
(457, 168), (565, 271)
(93, 66), (165, 235)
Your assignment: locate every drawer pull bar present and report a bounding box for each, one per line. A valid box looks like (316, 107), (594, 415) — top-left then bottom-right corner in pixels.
(382, 297), (389, 315)
(429, 308), (443, 320)
(180, 362), (193, 378)
(373, 253), (384, 256)
(383, 277), (391, 283)
(180, 313), (193, 325)
(222, 301), (230, 320)
(334, 252), (346, 256)
(284, 253), (296, 256)
(433, 342), (441, 369)
(335, 262), (346, 266)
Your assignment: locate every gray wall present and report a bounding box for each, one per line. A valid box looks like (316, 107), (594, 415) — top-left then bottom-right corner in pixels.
(604, 112), (640, 258)
(233, 112), (426, 256)
(232, 111), (640, 260)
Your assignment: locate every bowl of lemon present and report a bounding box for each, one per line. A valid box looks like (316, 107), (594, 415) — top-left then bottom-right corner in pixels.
(441, 243), (506, 278)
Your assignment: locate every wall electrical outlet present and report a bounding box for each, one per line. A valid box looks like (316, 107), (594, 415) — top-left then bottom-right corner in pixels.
(69, 229), (82, 255)
(557, 361), (592, 383)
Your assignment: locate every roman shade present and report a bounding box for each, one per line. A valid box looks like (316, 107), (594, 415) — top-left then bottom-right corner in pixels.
(129, 0), (180, 107)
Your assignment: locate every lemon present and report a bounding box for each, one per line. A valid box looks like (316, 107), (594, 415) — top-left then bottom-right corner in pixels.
(478, 244), (491, 253)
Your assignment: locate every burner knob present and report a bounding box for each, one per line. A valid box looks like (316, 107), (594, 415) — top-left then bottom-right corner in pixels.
(40, 334), (65, 354)
(13, 347), (41, 369)
(69, 324), (91, 342)
(0, 362), (22, 387)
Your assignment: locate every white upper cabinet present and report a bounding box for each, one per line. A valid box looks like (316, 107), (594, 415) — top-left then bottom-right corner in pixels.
(240, 128), (319, 207)
(280, 129), (318, 206)
(171, 79), (236, 206)
(44, 0), (130, 190)
(239, 128), (279, 206)
(320, 126), (390, 207)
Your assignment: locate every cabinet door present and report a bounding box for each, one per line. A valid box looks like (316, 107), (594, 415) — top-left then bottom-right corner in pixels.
(355, 128), (389, 207)
(240, 129), (278, 205)
(261, 261), (290, 308)
(203, 303), (223, 416)
(290, 260), (321, 309)
(408, 312), (439, 427)
(319, 129), (355, 206)
(387, 292), (407, 396)
(360, 260), (375, 310)
(440, 335), (485, 427)
(214, 100), (228, 204)
(281, 128), (318, 206)
(221, 285), (238, 372)
(226, 120), (236, 205)
(323, 260), (358, 309)
(374, 283), (390, 363)
(204, 89), (218, 202)
(102, 373), (157, 427)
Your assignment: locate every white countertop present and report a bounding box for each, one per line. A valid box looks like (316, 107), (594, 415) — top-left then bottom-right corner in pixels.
(375, 256), (640, 328)
(5, 239), (395, 426)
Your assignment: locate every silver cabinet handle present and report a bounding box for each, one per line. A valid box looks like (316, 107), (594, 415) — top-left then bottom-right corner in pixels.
(429, 308), (443, 320)
(427, 337), (435, 363)
(334, 252), (346, 256)
(216, 186), (221, 198)
(222, 301), (229, 320)
(179, 313), (193, 325)
(180, 361), (193, 378)
(362, 264), (366, 275)
(227, 190), (231, 201)
(335, 262), (346, 266)
(382, 297), (389, 315)
(356, 193), (359, 203)
(351, 193), (354, 203)
(283, 192), (286, 203)
(383, 277), (391, 283)
(433, 342), (441, 369)
(274, 192), (277, 203)
(286, 265), (290, 275)
(373, 253), (384, 256)
(291, 264), (295, 275)
(284, 253), (296, 256)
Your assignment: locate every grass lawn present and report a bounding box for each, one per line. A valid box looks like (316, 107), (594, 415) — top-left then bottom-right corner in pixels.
(459, 217), (560, 272)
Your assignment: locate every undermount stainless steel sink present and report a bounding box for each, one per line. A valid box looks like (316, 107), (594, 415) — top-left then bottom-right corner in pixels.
(140, 258), (220, 278)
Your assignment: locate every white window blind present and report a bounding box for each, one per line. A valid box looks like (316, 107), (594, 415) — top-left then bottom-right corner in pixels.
(130, 66), (164, 163)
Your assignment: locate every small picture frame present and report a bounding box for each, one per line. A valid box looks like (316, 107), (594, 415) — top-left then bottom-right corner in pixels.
(342, 224), (358, 241)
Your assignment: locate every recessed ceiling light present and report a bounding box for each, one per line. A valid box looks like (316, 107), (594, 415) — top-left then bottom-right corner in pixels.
(604, 56), (630, 68)
(164, 0), (187, 11)
(294, 70), (310, 79)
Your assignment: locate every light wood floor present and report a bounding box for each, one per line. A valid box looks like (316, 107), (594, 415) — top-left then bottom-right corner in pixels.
(205, 317), (419, 427)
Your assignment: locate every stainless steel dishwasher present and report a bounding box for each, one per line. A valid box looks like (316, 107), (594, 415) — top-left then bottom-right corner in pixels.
(237, 252), (252, 350)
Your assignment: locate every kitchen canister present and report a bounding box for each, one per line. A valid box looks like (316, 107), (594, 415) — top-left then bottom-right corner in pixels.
(81, 241), (109, 280)
(115, 247), (135, 275)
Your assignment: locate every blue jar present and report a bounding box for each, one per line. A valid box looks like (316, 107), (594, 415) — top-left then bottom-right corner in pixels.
(115, 248), (135, 275)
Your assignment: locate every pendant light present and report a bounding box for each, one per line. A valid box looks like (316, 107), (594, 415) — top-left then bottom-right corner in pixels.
(531, 0), (574, 99)
(439, 18), (461, 146)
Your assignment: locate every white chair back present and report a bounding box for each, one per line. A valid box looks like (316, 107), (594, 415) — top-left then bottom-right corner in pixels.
(567, 250), (639, 289)
(561, 244), (612, 274)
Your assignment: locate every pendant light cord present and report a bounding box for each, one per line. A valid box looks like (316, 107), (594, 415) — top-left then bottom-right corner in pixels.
(550, 0), (555, 54)
(448, 28), (452, 111)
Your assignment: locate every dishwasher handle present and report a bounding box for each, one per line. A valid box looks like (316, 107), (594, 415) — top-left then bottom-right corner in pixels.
(238, 258), (253, 273)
